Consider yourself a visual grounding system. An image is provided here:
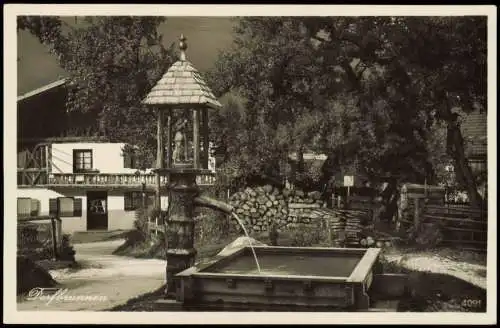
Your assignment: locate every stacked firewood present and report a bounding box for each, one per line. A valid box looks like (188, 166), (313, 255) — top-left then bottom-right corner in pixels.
(344, 213), (364, 245)
(286, 190), (325, 229)
(228, 185), (398, 249)
(229, 186), (329, 232)
(229, 185), (289, 233)
(328, 214), (346, 237)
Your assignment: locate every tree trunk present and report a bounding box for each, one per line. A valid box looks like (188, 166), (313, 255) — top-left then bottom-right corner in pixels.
(447, 120), (483, 207)
(297, 146), (305, 173)
(437, 91), (484, 208)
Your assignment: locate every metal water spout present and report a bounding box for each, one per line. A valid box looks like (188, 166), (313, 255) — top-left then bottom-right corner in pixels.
(194, 193), (263, 274)
(193, 194), (234, 214)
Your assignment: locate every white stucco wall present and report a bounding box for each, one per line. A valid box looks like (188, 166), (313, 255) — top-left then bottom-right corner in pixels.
(106, 191), (136, 231)
(17, 188), (87, 233)
(16, 188), (169, 234)
(50, 142), (138, 174)
(49, 141), (217, 174)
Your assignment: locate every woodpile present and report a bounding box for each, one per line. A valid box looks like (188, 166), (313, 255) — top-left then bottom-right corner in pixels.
(228, 185), (396, 249)
(229, 185), (289, 233)
(229, 185), (325, 233)
(345, 216), (364, 246)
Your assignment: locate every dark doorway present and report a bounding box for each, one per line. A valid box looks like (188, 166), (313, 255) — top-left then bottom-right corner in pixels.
(87, 191), (108, 230)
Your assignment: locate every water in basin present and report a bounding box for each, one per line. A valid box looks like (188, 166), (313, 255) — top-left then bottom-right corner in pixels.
(206, 251), (363, 277)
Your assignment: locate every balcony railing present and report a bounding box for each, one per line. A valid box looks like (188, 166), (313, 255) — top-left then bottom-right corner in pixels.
(42, 172), (217, 187)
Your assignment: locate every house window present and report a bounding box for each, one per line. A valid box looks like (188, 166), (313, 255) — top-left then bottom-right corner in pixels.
(73, 149), (93, 173)
(124, 192), (155, 211)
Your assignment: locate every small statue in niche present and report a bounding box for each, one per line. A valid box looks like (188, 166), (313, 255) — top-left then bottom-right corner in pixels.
(172, 118), (188, 164)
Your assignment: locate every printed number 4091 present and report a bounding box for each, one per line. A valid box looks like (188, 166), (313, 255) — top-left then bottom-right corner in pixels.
(462, 299), (482, 307)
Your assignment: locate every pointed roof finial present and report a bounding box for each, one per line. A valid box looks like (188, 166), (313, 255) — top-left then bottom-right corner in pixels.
(179, 34), (187, 61)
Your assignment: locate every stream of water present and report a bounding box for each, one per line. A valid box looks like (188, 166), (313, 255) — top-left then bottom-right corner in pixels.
(230, 212), (262, 274)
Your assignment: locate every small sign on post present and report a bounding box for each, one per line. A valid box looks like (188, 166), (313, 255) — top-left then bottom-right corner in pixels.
(344, 175), (354, 187)
(344, 175), (354, 207)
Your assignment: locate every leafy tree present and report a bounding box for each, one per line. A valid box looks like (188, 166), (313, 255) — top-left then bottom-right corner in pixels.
(17, 16), (176, 169)
(208, 18), (431, 188)
(207, 17), (486, 207)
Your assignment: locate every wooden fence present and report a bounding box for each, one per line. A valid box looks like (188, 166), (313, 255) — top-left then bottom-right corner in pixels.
(421, 203), (487, 250)
(331, 195), (377, 213)
(17, 216), (63, 260)
(403, 198), (488, 251)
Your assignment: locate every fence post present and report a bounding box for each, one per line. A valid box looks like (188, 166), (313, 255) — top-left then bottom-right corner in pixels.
(50, 217), (58, 260)
(56, 217), (62, 254)
(413, 197), (421, 231)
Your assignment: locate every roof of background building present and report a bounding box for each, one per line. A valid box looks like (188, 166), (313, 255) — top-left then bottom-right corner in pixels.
(461, 110), (487, 157)
(17, 78), (67, 102)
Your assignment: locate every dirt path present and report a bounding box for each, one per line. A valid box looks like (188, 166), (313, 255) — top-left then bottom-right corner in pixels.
(17, 240), (166, 311)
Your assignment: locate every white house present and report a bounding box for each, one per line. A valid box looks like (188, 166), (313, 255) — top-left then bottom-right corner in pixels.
(17, 80), (216, 234)
(17, 140), (217, 234)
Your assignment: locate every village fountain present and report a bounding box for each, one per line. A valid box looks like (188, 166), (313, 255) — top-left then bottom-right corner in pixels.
(142, 35), (407, 311)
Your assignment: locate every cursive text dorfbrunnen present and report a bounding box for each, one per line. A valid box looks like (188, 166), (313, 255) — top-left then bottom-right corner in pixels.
(27, 287), (109, 305)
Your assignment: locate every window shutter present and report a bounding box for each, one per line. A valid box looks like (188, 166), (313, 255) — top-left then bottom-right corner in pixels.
(74, 198), (83, 217)
(17, 198), (32, 217)
(49, 198), (58, 216)
(124, 193), (132, 211)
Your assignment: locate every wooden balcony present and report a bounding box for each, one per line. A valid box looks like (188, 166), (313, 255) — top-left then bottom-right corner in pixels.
(18, 172), (216, 189)
(50, 172), (216, 187)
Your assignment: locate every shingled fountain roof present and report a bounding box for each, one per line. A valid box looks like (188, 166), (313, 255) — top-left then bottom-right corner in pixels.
(142, 35), (222, 109)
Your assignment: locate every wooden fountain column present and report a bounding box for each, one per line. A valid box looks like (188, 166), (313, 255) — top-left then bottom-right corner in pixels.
(164, 104), (203, 299)
(144, 34), (223, 300)
(164, 168), (199, 299)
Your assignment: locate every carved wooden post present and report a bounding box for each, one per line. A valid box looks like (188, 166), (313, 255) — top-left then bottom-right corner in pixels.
(165, 170), (199, 299)
(142, 33), (222, 301)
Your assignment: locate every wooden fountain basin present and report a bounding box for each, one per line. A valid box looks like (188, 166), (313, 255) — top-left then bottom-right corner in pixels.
(175, 246), (383, 311)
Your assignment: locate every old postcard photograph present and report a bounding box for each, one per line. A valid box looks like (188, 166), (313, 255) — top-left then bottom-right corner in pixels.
(3, 4), (497, 325)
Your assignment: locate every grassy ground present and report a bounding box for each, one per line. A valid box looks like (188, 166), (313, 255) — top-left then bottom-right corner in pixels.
(112, 229), (299, 261)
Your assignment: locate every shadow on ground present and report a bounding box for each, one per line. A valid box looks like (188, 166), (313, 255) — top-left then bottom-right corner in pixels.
(380, 260), (487, 312)
(71, 230), (131, 244)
